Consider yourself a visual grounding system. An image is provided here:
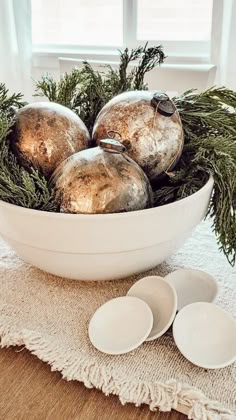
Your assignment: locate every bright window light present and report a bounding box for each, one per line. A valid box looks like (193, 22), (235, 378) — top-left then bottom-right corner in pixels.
(31, 0), (123, 46)
(31, 0), (214, 58)
(137, 0), (213, 41)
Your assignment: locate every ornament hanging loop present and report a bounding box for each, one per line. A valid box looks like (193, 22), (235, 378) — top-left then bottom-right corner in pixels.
(107, 130), (122, 140)
(104, 130), (126, 153)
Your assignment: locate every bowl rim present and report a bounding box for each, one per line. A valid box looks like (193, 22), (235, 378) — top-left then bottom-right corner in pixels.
(0, 174), (214, 219)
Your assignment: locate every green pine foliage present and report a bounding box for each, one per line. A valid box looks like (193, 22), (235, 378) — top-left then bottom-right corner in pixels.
(35, 44), (165, 133)
(0, 84), (57, 211)
(154, 88), (236, 265)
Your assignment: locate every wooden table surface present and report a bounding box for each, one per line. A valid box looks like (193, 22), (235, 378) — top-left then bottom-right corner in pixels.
(0, 346), (186, 420)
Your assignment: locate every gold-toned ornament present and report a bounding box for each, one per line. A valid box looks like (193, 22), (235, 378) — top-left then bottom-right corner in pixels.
(11, 102), (90, 178)
(50, 139), (153, 214)
(92, 91), (184, 182)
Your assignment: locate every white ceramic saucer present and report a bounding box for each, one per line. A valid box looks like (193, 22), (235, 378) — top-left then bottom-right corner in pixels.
(127, 276), (177, 341)
(165, 268), (218, 311)
(88, 296), (153, 355)
(173, 302), (236, 369)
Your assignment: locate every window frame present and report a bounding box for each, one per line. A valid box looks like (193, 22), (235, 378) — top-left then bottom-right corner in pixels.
(32, 0), (223, 78)
(32, 0), (222, 66)
(122, 0), (212, 63)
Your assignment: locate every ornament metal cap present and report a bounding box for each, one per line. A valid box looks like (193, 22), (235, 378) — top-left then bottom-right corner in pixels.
(100, 138), (127, 154)
(151, 92), (176, 117)
(151, 92), (169, 104)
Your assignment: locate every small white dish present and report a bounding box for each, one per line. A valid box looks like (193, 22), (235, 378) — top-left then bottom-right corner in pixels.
(127, 276), (177, 341)
(165, 268), (218, 311)
(88, 296), (153, 355)
(173, 302), (236, 369)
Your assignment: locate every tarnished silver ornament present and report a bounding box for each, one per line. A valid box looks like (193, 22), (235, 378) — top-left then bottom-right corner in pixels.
(50, 139), (153, 214)
(92, 90), (184, 182)
(11, 102), (90, 178)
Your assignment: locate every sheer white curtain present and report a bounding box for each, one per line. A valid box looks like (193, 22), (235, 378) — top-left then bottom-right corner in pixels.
(0, 0), (32, 100)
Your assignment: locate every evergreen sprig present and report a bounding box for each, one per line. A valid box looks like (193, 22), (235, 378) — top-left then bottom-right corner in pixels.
(35, 44), (165, 132)
(174, 87), (236, 139)
(153, 88), (236, 265)
(0, 83), (26, 114)
(0, 85), (57, 211)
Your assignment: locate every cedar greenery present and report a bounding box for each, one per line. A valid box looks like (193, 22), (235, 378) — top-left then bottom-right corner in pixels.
(155, 88), (236, 265)
(0, 46), (235, 265)
(0, 84), (57, 211)
(35, 44), (165, 133)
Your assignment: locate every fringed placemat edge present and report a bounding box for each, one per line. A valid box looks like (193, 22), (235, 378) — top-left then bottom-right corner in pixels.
(0, 322), (234, 420)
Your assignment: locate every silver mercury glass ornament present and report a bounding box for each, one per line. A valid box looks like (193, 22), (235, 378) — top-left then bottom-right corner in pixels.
(50, 139), (153, 214)
(92, 90), (184, 182)
(11, 102), (90, 178)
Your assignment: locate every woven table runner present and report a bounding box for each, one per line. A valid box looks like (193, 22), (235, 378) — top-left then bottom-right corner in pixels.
(0, 219), (235, 420)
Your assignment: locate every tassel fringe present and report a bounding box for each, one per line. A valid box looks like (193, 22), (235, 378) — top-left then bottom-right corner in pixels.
(0, 323), (234, 420)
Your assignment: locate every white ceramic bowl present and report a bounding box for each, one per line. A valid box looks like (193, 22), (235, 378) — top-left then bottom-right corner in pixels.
(173, 302), (236, 369)
(0, 176), (213, 281)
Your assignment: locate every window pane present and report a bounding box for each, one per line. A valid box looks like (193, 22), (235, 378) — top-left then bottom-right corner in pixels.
(137, 0), (213, 41)
(31, 0), (123, 46)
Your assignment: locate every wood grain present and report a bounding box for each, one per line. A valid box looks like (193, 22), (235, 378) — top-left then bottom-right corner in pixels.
(0, 347), (186, 420)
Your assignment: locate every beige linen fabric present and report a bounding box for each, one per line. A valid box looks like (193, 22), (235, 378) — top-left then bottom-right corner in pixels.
(0, 219), (235, 419)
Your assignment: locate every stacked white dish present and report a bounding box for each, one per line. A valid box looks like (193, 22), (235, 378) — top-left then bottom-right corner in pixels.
(89, 269), (236, 369)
